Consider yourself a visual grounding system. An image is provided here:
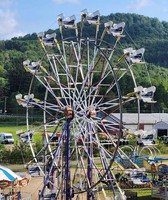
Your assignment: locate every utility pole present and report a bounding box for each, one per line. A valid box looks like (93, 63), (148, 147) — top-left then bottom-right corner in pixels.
(4, 96), (7, 115)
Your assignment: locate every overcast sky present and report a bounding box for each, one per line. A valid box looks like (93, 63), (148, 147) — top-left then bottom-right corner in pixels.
(0, 0), (168, 40)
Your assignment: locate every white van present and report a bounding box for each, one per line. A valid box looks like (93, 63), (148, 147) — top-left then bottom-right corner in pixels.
(0, 132), (14, 144)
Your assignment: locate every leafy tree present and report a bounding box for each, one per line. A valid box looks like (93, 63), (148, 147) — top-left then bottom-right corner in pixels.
(0, 13), (168, 113)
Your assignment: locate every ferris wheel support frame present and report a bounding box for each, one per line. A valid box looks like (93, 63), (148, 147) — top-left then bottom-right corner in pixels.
(15, 9), (157, 200)
(65, 117), (73, 200)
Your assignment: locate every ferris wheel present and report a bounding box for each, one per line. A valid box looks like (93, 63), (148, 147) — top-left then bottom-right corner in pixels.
(16, 9), (156, 200)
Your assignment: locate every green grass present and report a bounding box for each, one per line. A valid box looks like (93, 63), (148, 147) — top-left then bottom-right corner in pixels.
(0, 124), (42, 143)
(0, 124), (167, 199)
(0, 124), (26, 143)
(125, 188), (152, 199)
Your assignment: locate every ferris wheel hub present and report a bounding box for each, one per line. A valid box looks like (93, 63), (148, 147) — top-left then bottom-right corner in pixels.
(64, 106), (74, 118)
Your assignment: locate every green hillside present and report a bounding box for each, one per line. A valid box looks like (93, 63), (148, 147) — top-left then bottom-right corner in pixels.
(0, 13), (168, 113)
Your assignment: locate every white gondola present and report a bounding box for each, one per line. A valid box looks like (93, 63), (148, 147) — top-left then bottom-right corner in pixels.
(124, 48), (145, 64)
(16, 130), (33, 143)
(16, 92), (43, 108)
(141, 86), (157, 103)
(15, 93), (35, 107)
(106, 22), (125, 37)
(134, 86), (156, 103)
(42, 32), (56, 46)
(86, 10), (100, 25)
(23, 59), (41, 74)
(64, 15), (76, 29)
(58, 14), (76, 29)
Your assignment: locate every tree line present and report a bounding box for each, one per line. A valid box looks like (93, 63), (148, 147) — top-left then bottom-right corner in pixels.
(0, 13), (168, 114)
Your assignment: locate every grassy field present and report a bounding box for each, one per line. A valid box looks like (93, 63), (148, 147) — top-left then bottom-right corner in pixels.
(0, 124), (167, 199)
(2, 162), (154, 199)
(0, 124), (26, 142)
(0, 124), (42, 143)
(126, 188), (152, 199)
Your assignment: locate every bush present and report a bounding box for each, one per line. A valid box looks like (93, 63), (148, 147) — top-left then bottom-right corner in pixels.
(156, 140), (168, 154)
(0, 143), (33, 164)
(0, 143), (5, 160)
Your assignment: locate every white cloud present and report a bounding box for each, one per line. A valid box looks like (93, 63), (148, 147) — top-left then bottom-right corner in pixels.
(52, 0), (80, 4)
(136, 0), (150, 9)
(0, 10), (17, 33)
(3, 31), (27, 40)
(0, 0), (12, 8)
(128, 0), (151, 11)
(0, 0), (22, 40)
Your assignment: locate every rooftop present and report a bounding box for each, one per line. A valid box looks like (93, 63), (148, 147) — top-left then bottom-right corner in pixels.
(112, 113), (168, 124)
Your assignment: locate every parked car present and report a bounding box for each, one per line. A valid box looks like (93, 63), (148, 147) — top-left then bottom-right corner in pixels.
(0, 132), (14, 144)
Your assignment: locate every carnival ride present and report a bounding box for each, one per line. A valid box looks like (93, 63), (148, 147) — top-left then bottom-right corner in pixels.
(143, 157), (168, 199)
(0, 165), (29, 199)
(16, 9), (157, 200)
